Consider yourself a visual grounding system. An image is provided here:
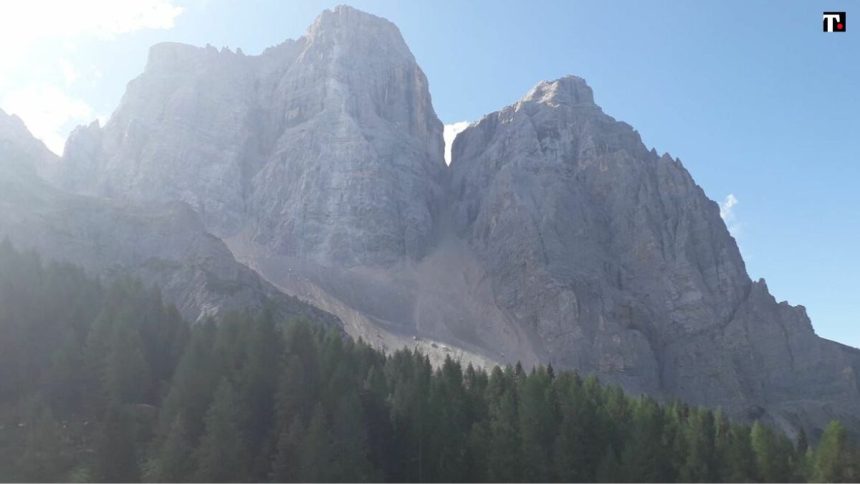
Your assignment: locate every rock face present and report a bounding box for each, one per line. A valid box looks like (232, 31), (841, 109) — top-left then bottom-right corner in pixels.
(49, 6), (860, 436)
(449, 76), (860, 434)
(0, 110), (337, 326)
(61, 5), (445, 266)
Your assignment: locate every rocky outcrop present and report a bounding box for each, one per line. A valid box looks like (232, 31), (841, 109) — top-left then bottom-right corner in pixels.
(0, 109), (337, 326)
(449, 76), (860, 435)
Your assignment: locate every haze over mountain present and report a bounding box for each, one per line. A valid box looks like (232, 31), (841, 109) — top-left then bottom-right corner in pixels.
(0, 109), (336, 327)
(2, 5), (857, 437)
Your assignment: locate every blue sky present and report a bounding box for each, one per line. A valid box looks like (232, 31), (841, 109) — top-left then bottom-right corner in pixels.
(1, 0), (857, 347)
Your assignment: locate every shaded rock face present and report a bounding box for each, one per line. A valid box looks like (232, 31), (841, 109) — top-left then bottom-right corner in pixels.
(49, 6), (859, 435)
(61, 5), (445, 266)
(0, 110), (337, 327)
(450, 76), (860, 433)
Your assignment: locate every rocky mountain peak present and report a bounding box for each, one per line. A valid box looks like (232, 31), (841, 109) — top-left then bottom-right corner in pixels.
(57, 5), (444, 266)
(520, 75), (595, 107)
(0, 108), (57, 179)
(0, 109), (25, 134)
(305, 5), (412, 59)
(0, 109), (43, 150)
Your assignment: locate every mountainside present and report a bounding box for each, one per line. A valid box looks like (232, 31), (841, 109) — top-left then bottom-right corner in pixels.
(449, 77), (860, 434)
(0, 110), (336, 326)
(46, 5), (860, 435)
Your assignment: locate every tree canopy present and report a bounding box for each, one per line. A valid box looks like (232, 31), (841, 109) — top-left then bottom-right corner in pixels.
(0, 241), (857, 482)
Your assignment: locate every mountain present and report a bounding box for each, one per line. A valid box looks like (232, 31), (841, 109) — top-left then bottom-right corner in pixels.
(449, 76), (860, 434)
(57, 5), (489, 367)
(48, 5), (859, 435)
(61, 5), (445, 265)
(0, 109), (336, 326)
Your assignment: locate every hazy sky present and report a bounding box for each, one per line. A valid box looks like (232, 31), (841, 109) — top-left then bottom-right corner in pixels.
(1, 0), (858, 347)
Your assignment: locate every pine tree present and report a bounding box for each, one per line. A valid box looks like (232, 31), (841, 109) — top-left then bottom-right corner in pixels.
(103, 321), (152, 405)
(18, 406), (66, 481)
(238, 310), (283, 480)
(719, 425), (757, 482)
(619, 398), (672, 482)
(275, 355), (317, 430)
(678, 409), (717, 482)
(194, 379), (249, 482)
(517, 366), (558, 482)
(553, 372), (604, 482)
(487, 375), (521, 482)
(386, 350), (433, 482)
(145, 413), (195, 482)
(751, 421), (793, 482)
(596, 444), (622, 483)
(428, 357), (469, 482)
(361, 365), (395, 479)
(797, 428), (809, 455)
(466, 420), (491, 482)
(300, 403), (335, 482)
(329, 390), (379, 481)
(91, 404), (140, 483)
(158, 321), (220, 442)
(815, 420), (856, 482)
(271, 417), (305, 483)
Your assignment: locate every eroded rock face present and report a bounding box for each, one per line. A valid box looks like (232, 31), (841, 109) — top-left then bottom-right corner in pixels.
(450, 76), (860, 433)
(61, 5), (445, 266)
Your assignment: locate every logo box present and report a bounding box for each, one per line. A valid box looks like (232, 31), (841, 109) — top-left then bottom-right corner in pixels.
(823, 12), (846, 32)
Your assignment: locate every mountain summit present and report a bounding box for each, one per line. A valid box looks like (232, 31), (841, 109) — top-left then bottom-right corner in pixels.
(62, 5), (445, 266)
(42, 7), (860, 436)
(520, 75), (596, 106)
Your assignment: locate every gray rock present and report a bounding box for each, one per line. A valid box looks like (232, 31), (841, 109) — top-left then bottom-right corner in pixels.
(60, 5), (446, 266)
(0, 109), (337, 326)
(450, 76), (860, 435)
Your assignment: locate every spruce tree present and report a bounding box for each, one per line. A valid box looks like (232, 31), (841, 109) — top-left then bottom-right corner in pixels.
(487, 382), (521, 482)
(194, 379), (249, 482)
(91, 404), (140, 483)
(145, 413), (195, 482)
(815, 420), (856, 482)
(18, 406), (66, 482)
(300, 403), (335, 482)
(329, 390), (379, 481)
(271, 417), (305, 483)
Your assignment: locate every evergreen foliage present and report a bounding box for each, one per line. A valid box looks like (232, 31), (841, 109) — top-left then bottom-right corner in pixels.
(0, 242), (858, 482)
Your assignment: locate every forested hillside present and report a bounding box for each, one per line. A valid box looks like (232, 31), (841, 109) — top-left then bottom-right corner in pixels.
(0, 240), (856, 482)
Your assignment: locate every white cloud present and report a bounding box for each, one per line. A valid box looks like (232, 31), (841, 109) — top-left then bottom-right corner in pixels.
(0, 0), (183, 45)
(443, 121), (470, 165)
(0, 1), (183, 154)
(0, 0), (184, 82)
(2, 86), (94, 155)
(719, 193), (741, 237)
